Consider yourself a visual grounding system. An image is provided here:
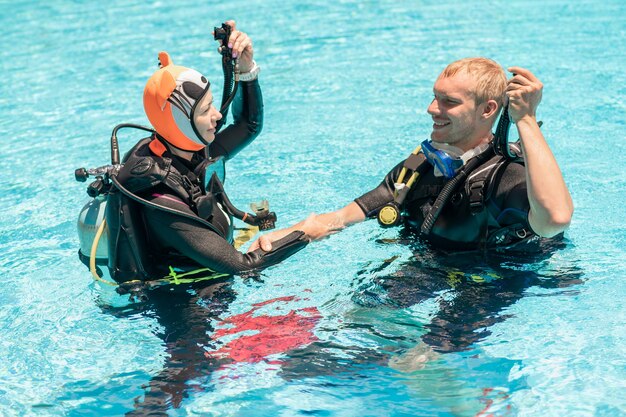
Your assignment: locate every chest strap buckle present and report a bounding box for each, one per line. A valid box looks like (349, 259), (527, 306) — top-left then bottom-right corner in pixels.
(468, 180), (486, 215)
(182, 176), (203, 202)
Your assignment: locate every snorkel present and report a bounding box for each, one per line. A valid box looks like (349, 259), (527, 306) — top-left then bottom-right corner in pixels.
(493, 72), (542, 160)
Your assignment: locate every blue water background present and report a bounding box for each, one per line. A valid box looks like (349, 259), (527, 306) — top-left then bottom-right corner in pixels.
(1, 0), (625, 416)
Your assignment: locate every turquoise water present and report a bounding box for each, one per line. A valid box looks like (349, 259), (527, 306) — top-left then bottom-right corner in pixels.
(1, 0), (625, 416)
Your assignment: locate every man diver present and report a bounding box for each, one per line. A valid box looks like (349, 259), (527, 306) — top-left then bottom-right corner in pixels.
(106, 21), (307, 283)
(250, 58), (573, 252)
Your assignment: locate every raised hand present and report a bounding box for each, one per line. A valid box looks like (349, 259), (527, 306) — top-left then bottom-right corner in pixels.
(506, 66), (543, 123)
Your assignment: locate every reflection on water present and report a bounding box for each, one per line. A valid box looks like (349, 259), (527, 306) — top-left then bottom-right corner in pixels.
(350, 236), (582, 350)
(206, 295), (321, 364)
(276, 238), (584, 416)
(100, 283), (324, 416)
(100, 282), (236, 415)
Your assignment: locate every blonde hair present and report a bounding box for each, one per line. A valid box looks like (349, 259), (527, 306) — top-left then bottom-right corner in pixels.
(439, 58), (506, 107)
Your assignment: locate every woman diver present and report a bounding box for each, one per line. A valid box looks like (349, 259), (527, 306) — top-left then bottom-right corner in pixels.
(77, 21), (308, 291)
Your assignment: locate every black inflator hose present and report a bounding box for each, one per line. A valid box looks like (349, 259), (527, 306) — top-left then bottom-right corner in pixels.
(420, 147), (495, 236)
(207, 173), (268, 227)
(110, 176), (225, 238)
(215, 58), (239, 133)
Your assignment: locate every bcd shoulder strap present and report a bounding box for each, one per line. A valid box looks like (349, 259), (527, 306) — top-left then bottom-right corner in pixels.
(117, 137), (207, 211)
(116, 138), (172, 194)
(466, 142), (524, 215)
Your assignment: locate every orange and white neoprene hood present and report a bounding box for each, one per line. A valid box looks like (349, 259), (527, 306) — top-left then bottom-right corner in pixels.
(143, 52), (210, 151)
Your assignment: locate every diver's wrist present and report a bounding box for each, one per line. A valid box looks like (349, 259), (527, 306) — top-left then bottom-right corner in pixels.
(515, 115), (537, 126)
(515, 116), (539, 134)
(239, 60), (260, 82)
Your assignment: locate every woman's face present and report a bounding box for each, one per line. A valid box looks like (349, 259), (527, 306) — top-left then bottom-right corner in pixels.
(192, 89), (222, 143)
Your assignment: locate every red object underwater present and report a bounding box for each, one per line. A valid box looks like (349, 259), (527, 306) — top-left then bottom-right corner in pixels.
(206, 296), (321, 364)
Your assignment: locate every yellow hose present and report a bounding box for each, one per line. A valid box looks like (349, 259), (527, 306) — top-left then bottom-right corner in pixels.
(405, 171), (421, 189)
(89, 219), (117, 286)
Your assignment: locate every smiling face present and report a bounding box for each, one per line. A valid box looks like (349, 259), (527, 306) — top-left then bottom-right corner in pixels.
(427, 71), (498, 151)
(192, 89), (222, 144)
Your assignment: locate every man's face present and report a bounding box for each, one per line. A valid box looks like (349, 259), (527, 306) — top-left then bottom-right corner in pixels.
(427, 72), (484, 150)
(192, 89), (222, 144)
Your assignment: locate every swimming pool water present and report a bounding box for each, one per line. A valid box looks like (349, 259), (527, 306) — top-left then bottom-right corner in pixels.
(1, 0), (625, 416)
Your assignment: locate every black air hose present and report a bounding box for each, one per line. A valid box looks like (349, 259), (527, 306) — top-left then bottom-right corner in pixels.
(110, 123), (155, 165)
(215, 58), (239, 133)
(420, 147), (495, 236)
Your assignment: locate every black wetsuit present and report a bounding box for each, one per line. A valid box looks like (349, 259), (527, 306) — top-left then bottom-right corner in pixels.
(107, 80), (307, 282)
(355, 146), (537, 251)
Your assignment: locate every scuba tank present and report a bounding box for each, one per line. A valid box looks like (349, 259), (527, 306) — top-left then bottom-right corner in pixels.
(75, 124), (154, 277)
(77, 189), (109, 265)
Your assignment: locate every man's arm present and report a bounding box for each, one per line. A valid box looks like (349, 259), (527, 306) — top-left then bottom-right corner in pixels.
(249, 162), (404, 252)
(506, 67), (574, 237)
(248, 202), (366, 252)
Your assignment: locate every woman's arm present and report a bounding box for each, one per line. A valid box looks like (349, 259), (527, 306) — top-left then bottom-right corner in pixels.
(209, 21), (263, 160)
(144, 205), (307, 274)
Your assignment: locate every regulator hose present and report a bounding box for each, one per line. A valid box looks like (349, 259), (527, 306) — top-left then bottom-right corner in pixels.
(110, 123), (155, 165)
(110, 175), (225, 237)
(215, 49), (239, 133)
(89, 218), (117, 286)
(207, 173), (276, 229)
